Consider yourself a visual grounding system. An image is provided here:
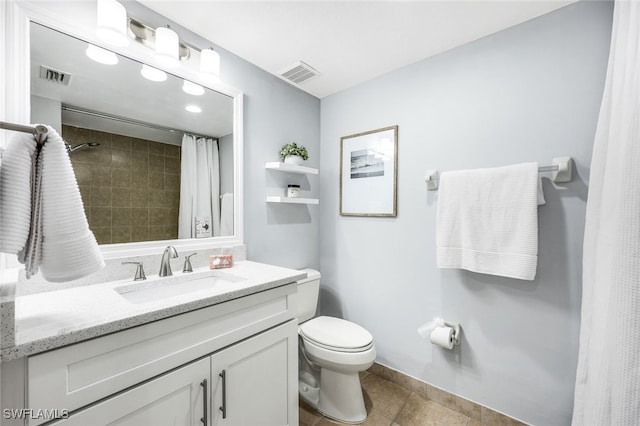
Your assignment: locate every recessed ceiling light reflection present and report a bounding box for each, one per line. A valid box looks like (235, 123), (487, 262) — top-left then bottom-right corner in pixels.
(140, 64), (167, 82)
(182, 80), (205, 96)
(185, 105), (202, 113)
(85, 44), (118, 65)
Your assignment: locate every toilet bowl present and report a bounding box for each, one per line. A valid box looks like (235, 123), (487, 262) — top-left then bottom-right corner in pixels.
(294, 270), (376, 424)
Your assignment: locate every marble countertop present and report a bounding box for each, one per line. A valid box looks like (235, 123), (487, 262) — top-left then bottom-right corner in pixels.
(1, 261), (306, 361)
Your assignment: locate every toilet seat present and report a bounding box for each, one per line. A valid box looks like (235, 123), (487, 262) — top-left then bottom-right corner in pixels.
(299, 316), (373, 353)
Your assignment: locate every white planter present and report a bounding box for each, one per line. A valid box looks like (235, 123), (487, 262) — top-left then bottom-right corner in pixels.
(284, 155), (305, 166)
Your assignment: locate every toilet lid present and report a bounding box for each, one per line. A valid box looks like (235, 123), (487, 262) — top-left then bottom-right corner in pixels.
(299, 316), (373, 351)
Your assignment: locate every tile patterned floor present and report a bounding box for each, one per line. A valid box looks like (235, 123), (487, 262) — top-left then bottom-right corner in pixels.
(300, 371), (487, 426)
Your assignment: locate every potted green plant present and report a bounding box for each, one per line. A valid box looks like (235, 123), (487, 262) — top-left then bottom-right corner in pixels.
(280, 142), (309, 165)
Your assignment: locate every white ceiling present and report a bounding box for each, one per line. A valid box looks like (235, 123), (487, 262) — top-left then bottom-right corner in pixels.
(139, 0), (577, 98)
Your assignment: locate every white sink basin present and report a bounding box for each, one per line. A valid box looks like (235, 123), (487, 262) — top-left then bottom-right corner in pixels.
(115, 272), (246, 304)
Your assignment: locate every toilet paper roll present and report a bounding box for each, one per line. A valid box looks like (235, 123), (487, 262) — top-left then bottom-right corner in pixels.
(430, 326), (454, 349)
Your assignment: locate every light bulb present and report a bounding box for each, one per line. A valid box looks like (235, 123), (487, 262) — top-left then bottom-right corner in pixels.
(185, 105), (202, 113)
(96, 0), (129, 47)
(155, 26), (179, 67)
(200, 48), (220, 82)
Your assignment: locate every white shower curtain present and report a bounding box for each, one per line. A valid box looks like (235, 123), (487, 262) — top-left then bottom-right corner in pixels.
(178, 134), (221, 239)
(572, 2), (640, 424)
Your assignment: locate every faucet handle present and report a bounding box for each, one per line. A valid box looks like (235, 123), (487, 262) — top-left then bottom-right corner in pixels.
(121, 261), (146, 281)
(183, 253), (197, 273)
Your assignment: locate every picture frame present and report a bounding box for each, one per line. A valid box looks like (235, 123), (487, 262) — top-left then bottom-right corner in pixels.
(340, 125), (398, 217)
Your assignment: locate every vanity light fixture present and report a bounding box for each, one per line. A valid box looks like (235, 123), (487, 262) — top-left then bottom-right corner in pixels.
(185, 105), (202, 113)
(85, 44), (118, 65)
(200, 48), (221, 82)
(127, 18), (222, 83)
(182, 80), (205, 96)
(96, 0), (129, 47)
(140, 64), (167, 82)
(129, 18), (190, 62)
(155, 26), (180, 68)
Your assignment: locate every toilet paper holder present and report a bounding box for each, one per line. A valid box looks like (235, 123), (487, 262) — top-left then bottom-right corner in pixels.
(444, 321), (461, 346)
(417, 317), (461, 347)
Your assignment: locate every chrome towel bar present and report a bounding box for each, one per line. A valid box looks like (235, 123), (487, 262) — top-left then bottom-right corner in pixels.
(424, 156), (573, 190)
(0, 121), (48, 136)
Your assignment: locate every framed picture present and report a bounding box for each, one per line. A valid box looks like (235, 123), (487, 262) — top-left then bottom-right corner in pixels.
(340, 125), (398, 217)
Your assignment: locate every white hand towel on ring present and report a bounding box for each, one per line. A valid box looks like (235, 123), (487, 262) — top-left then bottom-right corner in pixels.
(0, 131), (38, 253)
(20, 126), (104, 281)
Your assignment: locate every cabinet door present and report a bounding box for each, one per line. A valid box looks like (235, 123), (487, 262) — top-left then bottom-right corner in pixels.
(210, 320), (298, 426)
(49, 358), (210, 426)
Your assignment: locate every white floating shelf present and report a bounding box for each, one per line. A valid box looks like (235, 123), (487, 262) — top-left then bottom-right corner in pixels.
(265, 162), (319, 175)
(266, 196), (319, 205)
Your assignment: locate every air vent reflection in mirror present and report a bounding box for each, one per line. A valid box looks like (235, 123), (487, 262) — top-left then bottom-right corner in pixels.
(39, 65), (72, 85)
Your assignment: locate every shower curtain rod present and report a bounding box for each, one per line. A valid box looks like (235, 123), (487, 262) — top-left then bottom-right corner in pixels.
(61, 106), (214, 139)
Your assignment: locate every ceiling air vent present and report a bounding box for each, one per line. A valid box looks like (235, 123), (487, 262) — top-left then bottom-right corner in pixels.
(279, 61), (320, 85)
(39, 65), (71, 86)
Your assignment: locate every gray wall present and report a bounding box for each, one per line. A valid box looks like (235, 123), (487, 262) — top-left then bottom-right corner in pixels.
(220, 51), (321, 271)
(319, 2), (612, 425)
(123, 2), (322, 271)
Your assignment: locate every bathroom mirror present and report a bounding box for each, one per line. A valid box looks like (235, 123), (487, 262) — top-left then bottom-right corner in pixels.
(6, 1), (244, 259)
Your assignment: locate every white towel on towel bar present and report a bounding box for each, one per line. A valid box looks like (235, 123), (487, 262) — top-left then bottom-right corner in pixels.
(18, 126), (104, 281)
(0, 132), (38, 253)
(436, 162), (539, 280)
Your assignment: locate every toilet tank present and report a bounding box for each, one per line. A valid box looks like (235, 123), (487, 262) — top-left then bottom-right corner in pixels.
(293, 269), (321, 323)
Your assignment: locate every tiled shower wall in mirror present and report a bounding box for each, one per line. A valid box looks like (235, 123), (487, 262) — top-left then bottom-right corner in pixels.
(64, 125), (181, 244)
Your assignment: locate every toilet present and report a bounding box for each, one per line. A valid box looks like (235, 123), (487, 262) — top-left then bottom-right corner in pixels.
(294, 269), (376, 424)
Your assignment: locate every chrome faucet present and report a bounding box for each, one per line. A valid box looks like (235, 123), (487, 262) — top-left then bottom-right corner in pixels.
(159, 246), (179, 277)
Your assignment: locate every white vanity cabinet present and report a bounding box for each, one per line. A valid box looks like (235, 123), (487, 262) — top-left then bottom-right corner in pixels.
(209, 321), (295, 426)
(47, 357), (210, 426)
(47, 321), (297, 426)
(20, 284), (299, 426)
